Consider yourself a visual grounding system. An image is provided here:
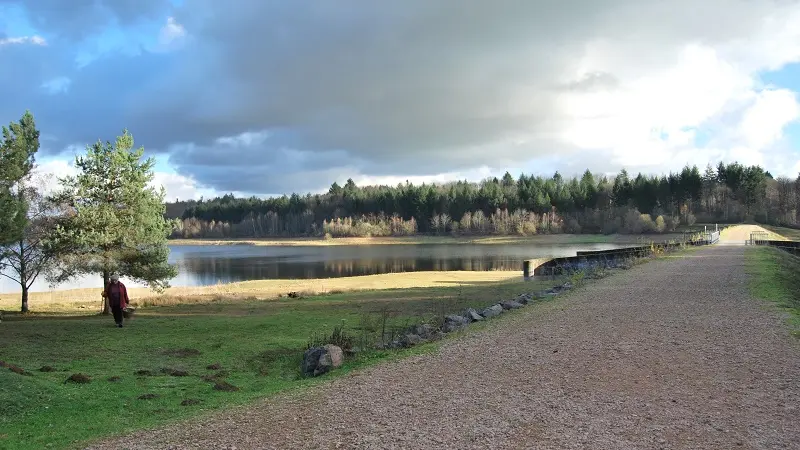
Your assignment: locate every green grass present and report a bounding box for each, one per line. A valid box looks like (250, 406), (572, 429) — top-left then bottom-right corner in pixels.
(0, 275), (565, 450)
(745, 246), (800, 337)
(760, 224), (800, 241)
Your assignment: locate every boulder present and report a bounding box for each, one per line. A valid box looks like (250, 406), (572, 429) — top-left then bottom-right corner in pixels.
(481, 304), (504, 318)
(400, 333), (423, 347)
(464, 308), (484, 322)
(442, 314), (470, 333)
(501, 301), (524, 310)
(324, 344), (344, 369)
(445, 314), (469, 325)
(516, 293), (533, 304)
(301, 345), (344, 377)
(410, 323), (434, 339)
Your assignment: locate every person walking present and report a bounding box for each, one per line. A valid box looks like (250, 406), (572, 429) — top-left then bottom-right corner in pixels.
(103, 274), (130, 328)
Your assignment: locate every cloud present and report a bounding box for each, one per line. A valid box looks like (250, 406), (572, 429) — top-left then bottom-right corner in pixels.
(32, 158), (213, 201)
(738, 88), (799, 150)
(40, 76), (71, 95)
(151, 171), (215, 201)
(0, 34), (46, 46)
(156, 16), (186, 51)
(3, 0), (800, 196)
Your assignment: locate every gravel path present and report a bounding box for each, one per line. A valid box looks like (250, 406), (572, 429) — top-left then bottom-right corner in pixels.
(89, 246), (800, 450)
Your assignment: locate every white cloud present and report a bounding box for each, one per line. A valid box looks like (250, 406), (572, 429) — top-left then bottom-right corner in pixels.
(150, 171), (216, 201)
(738, 89), (799, 150)
(31, 159), (78, 195)
(157, 16), (186, 50)
(40, 77), (72, 95)
(0, 35), (46, 46)
(352, 167), (496, 188)
(32, 158), (216, 202)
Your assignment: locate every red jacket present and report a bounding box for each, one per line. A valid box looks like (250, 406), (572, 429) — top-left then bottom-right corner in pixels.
(103, 282), (129, 309)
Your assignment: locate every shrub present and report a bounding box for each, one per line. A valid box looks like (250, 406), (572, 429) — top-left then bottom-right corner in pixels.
(655, 215), (666, 233)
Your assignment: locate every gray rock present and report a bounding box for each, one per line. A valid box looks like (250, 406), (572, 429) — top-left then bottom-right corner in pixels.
(301, 347), (329, 377)
(445, 314), (469, 326)
(430, 331), (447, 341)
(481, 304), (504, 318)
(301, 345), (344, 377)
(501, 301), (524, 310)
(324, 344), (343, 369)
(443, 321), (464, 333)
(401, 333), (423, 347)
(410, 323), (434, 339)
(464, 308), (484, 322)
(515, 294), (530, 305)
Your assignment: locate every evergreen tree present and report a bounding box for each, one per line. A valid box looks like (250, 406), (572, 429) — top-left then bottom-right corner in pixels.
(48, 130), (177, 314)
(0, 111), (38, 250)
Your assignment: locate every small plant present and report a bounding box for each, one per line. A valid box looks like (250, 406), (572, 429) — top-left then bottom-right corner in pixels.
(306, 320), (355, 351)
(138, 393), (159, 400)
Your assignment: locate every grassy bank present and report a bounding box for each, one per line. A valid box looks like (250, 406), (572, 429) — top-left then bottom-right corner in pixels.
(745, 246), (800, 337)
(0, 271), (520, 313)
(0, 274), (569, 450)
(167, 233), (686, 247)
(760, 224), (800, 241)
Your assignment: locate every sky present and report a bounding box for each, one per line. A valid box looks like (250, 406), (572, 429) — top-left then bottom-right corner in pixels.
(1, 0), (799, 201)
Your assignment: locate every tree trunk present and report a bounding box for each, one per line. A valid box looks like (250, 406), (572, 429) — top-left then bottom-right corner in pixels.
(19, 239), (28, 313)
(21, 286), (29, 313)
(101, 270), (110, 315)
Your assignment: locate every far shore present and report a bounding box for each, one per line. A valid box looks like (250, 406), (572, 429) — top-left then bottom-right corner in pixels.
(167, 232), (688, 247)
(0, 270), (521, 313)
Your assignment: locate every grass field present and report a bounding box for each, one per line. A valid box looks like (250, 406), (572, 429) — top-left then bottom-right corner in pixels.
(0, 274), (570, 450)
(167, 232), (685, 247)
(745, 246), (800, 338)
(760, 224), (800, 241)
(0, 271), (521, 313)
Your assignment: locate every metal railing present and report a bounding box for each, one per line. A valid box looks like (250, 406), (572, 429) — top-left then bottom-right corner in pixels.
(749, 231), (769, 245)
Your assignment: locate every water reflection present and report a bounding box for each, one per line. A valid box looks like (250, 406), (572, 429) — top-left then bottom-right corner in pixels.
(1, 242), (625, 293)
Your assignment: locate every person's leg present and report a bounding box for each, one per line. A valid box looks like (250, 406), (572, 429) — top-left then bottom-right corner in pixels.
(110, 300), (123, 326)
(113, 306), (123, 326)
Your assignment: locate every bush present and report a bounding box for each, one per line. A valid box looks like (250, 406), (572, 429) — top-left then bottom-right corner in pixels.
(306, 321), (355, 351)
(639, 214), (656, 233)
(655, 215), (666, 233)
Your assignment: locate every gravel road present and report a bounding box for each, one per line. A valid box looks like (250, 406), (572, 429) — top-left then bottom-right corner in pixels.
(89, 245), (800, 450)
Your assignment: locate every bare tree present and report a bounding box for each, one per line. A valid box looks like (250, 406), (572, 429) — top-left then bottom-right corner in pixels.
(0, 176), (62, 312)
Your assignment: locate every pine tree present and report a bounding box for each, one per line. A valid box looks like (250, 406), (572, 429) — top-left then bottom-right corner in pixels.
(47, 130), (177, 314)
(0, 111), (38, 249)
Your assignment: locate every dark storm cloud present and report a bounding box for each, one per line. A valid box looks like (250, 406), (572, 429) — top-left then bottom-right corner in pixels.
(2, 0), (797, 194)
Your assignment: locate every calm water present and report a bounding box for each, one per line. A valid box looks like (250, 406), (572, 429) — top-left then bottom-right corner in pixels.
(0, 242), (626, 293)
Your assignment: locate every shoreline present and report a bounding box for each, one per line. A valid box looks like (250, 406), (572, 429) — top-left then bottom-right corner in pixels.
(0, 270), (521, 311)
(167, 233), (686, 247)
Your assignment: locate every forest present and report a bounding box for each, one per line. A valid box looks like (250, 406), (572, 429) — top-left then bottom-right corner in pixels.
(169, 163), (800, 239)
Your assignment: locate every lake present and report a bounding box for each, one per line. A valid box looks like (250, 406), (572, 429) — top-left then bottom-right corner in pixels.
(0, 242), (627, 293)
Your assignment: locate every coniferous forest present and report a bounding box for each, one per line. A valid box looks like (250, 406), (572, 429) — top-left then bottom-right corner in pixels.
(168, 162), (800, 239)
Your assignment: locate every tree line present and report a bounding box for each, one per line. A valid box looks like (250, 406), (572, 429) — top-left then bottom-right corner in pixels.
(170, 163), (799, 239)
(0, 111), (176, 313)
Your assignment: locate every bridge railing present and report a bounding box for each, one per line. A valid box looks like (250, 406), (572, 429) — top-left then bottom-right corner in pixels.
(751, 237), (800, 256)
(749, 231), (769, 245)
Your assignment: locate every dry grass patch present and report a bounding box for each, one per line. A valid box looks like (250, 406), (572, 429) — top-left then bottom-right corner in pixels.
(0, 270), (520, 312)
